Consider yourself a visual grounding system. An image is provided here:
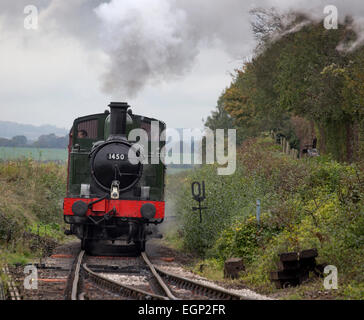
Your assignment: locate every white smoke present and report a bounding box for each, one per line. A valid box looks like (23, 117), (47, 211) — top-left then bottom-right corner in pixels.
(93, 0), (364, 98)
(337, 16), (364, 52)
(3, 0), (364, 98)
(266, 1), (364, 53)
(94, 0), (199, 97)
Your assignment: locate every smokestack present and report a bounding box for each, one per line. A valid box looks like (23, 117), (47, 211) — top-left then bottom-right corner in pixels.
(108, 102), (130, 139)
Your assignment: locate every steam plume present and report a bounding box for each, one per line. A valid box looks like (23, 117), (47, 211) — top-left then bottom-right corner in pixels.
(4, 0), (364, 98)
(95, 0), (198, 97)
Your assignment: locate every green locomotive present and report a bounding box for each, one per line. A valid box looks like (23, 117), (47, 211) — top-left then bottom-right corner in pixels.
(63, 102), (166, 255)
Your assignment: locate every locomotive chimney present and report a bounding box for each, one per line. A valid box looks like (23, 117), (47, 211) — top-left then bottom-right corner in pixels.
(108, 102), (129, 140)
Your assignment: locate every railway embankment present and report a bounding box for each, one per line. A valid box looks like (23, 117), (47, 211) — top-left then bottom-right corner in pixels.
(0, 159), (67, 296)
(166, 136), (364, 300)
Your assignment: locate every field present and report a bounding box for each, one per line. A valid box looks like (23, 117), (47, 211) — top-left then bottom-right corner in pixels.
(166, 166), (194, 175)
(0, 147), (67, 162)
(0, 148), (198, 169)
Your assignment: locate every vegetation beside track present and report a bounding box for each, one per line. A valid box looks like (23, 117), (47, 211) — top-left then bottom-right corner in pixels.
(166, 137), (364, 300)
(0, 159), (67, 269)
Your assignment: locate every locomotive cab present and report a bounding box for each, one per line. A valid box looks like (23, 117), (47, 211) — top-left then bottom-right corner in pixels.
(63, 102), (166, 255)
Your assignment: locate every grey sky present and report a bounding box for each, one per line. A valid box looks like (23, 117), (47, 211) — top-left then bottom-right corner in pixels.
(0, 0), (363, 131)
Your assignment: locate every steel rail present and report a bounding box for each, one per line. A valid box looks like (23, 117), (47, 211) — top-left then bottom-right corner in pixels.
(141, 252), (178, 300)
(154, 264), (257, 300)
(2, 266), (21, 300)
(71, 250), (85, 300)
(82, 263), (168, 300)
(71, 250), (255, 300)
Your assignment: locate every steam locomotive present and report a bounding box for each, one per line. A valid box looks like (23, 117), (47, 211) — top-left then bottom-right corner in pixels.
(63, 102), (166, 255)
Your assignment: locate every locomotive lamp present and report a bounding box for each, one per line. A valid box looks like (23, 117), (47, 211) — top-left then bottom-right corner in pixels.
(141, 186), (150, 200)
(110, 180), (120, 199)
(80, 184), (90, 198)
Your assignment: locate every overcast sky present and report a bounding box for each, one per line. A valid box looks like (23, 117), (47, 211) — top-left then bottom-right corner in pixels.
(1, 0), (363, 131)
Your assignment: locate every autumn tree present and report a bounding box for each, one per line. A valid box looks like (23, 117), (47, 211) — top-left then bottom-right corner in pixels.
(219, 9), (364, 162)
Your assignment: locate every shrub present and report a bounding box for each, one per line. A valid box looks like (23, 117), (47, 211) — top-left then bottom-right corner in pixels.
(169, 137), (364, 298)
(0, 160), (66, 263)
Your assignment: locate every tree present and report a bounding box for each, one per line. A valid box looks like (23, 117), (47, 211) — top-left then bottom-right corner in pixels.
(33, 134), (68, 148)
(218, 10), (364, 162)
(11, 135), (27, 147)
(204, 92), (235, 131)
(0, 138), (11, 147)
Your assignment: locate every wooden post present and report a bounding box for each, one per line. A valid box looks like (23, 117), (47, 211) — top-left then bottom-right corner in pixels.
(269, 249), (319, 289)
(224, 258), (245, 279)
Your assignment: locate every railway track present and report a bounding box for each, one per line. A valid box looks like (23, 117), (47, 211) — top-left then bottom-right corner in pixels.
(67, 250), (255, 300)
(154, 264), (251, 300)
(68, 250), (174, 300)
(2, 266), (21, 300)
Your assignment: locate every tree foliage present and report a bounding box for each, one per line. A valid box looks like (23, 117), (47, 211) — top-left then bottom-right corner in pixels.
(0, 134), (68, 149)
(220, 10), (364, 162)
(204, 92), (235, 131)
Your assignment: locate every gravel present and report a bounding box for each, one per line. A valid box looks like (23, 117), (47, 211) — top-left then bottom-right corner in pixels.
(154, 263), (272, 300)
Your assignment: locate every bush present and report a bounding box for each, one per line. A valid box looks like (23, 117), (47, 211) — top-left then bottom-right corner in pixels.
(0, 160), (66, 263)
(169, 137), (364, 298)
(211, 215), (280, 265)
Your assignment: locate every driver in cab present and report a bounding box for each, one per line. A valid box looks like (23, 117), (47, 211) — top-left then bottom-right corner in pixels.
(78, 129), (88, 139)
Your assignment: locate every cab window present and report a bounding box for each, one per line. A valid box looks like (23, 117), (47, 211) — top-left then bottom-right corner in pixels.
(77, 119), (98, 140)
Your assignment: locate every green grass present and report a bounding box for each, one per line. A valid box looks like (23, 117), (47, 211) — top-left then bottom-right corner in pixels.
(1, 252), (32, 266)
(192, 258), (224, 281)
(0, 147), (67, 161)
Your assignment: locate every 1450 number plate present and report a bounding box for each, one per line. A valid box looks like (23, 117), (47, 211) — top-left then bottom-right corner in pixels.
(107, 153), (126, 160)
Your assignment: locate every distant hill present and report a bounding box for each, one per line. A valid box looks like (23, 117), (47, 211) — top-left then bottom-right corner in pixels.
(0, 121), (68, 140)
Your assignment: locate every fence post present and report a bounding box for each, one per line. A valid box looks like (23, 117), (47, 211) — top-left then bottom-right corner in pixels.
(286, 141), (290, 155)
(294, 149), (298, 159)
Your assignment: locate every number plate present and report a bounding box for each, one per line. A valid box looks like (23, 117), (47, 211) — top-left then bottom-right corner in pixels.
(107, 153), (126, 161)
